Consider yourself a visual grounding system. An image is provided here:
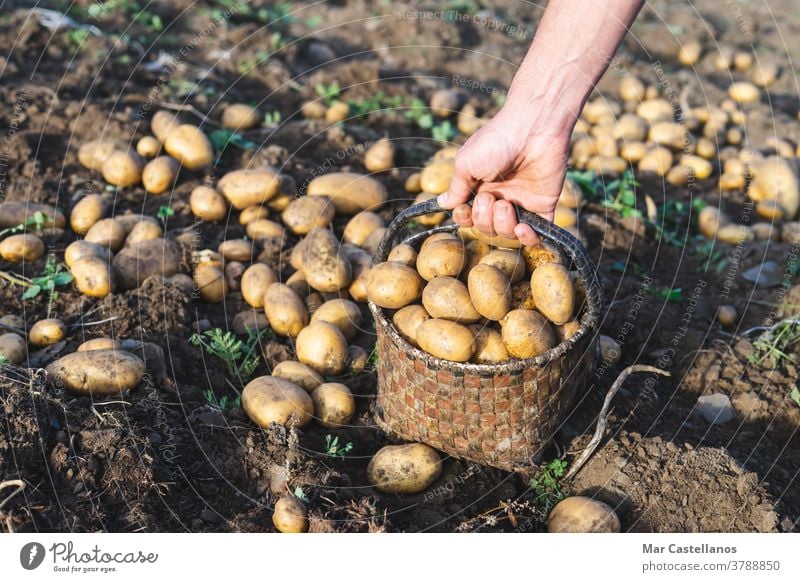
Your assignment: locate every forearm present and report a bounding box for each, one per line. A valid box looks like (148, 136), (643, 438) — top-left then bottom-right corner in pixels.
(505, 0), (643, 136)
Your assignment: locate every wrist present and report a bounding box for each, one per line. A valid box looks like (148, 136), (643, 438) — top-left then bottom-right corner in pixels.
(502, 77), (583, 141)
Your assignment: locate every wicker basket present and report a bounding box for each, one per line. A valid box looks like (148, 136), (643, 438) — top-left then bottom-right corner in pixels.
(368, 198), (604, 472)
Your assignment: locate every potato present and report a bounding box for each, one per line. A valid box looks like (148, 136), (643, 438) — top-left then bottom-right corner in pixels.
(226, 262), (245, 291)
(151, 110), (181, 142)
(422, 277), (481, 323)
(636, 98), (674, 122)
(0, 314), (24, 329)
(77, 338), (122, 352)
(367, 443), (442, 494)
(60, 242), (99, 272)
(461, 239), (490, 274)
(282, 195), (335, 235)
(300, 99), (326, 119)
(113, 239), (180, 289)
(239, 205), (269, 225)
(698, 206), (725, 239)
(70, 194), (107, 235)
(218, 239), (253, 262)
(0, 202), (65, 230)
(218, 168), (282, 210)
(84, 218), (127, 252)
(71, 256), (115, 297)
(756, 200), (785, 220)
(311, 382), (355, 428)
(467, 264), (512, 321)
(752, 62), (780, 88)
(194, 264), (228, 302)
(752, 222), (777, 241)
(416, 318), (475, 362)
(366, 262), (423, 309)
(425, 231), (459, 248)
(548, 496), (621, 533)
(348, 345), (368, 373)
(0, 333), (27, 365)
(611, 113), (647, 141)
(783, 222), (800, 244)
(559, 177), (584, 209)
(717, 224), (753, 244)
(343, 211), (384, 247)
(679, 154), (713, 180)
(420, 159), (454, 194)
(136, 135), (160, 157)
(521, 242), (565, 273)
(599, 335), (621, 364)
(311, 299), (362, 340)
(665, 165), (689, 186)
(500, 309), (556, 359)
(242, 376), (313, 428)
(341, 245), (371, 302)
(618, 75), (645, 102)
(749, 157), (799, 218)
(718, 305), (737, 327)
(246, 218), (286, 241)
(430, 89), (460, 117)
(300, 228), (352, 293)
(392, 305), (430, 347)
(125, 220), (163, 246)
(619, 141), (647, 163)
(728, 81), (760, 104)
(457, 103), (484, 136)
(78, 139), (122, 170)
(325, 100), (349, 123)
(222, 103), (259, 130)
(142, 155), (179, 194)
(0, 233), (44, 263)
(29, 318), (66, 347)
(586, 155), (627, 176)
(387, 244), (418, 267)
(530, 263), (575, 325)
(469, 325), (508, 364)
(404, 172), (422, 193)
(101, 150), (144, 187)
(163, 124), (213, 170)
(365, 138), (395, 172)
(273, 496), (309, 534)
(678, 39), (702, 65)
(271, 360), (323, 392)
(511, 280), (536, 310)
(307, 172), (388, 214)
(296, 321), (349, 376)
(361, 227), (387, 255)
(264, 283), (309, 337)
(46, 350), (145, 395)
(556, 320), (581, 341)
(713, 46), (734, 70)
(416, 238), (465, 280)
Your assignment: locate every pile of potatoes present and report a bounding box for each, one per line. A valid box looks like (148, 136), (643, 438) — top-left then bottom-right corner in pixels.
(367, 228), (584, 364)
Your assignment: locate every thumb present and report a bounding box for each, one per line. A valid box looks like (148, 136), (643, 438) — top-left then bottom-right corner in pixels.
(438, 158), (478, 209)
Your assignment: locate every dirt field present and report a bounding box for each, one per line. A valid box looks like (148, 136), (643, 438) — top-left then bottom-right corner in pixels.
(1, 0), (799, 532)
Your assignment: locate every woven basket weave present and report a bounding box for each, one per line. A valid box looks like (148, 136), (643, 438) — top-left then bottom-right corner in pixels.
(368, 199), (604, 472)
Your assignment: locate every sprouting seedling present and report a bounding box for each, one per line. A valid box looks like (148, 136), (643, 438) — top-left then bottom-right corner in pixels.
(209, 129), (259, 154)
(602, 169), (641, 218)
(528, 458), (568, 510)
(324, 435), (354, 458)
(202, 389), (241, 412)
(156, 205), (175, 223)
(263, 110), (282, 125)
(22, 255), (73, 303)
(367, 345), (378, 367)
(790, 387), (800, 408)
(431, 120), (457, 143)
(315, 81), (341, 106)
(189, 327), (264, 384)
(293, 486), (309, 503)
(747, 319), (800, 368)
(0, 355), (9, 366)
(649, 287), (684, 303)
(0, 211), (47, 237)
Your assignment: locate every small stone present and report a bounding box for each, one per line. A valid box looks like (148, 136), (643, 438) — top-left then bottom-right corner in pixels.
(268, 464), (289, 494)
(734, 338), (755, 359)
(695, 393), (736, 424)
(742, 261), (783, 288)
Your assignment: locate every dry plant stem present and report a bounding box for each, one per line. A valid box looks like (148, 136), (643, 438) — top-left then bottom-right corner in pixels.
(0, 270), (33, 287)
(564, 365), (671, 481)
(0, 479), (26, 533)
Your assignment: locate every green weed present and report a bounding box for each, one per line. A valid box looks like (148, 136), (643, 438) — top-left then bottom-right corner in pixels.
(528, 459), (568, 510)
(189, 327), (264, 381)
(22, 256), (73, 302)
(324, 435), (354, 458)
(202, 389), (241, 412)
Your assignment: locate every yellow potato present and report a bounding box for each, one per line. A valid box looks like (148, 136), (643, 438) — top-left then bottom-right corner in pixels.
(218, 239), (253, 262)
(364, 138), (395, 172)
(0, 233), (45, 262)
(348, 345), (369, 373)
(678, 39), (702, 65)
(295, 321), (349, 376)
(457, 103), (485, 136)
(343, 211), (385, 247)
(717, 224), (753, 244)
(113, 239), (181, 289)
(415, 318), (476, 362)
(556, 320), (581, 341)
(218, 168), (282, 210)
(467, 264), (512, 321)
(311, 299), (362, 340)
(84, 218), (127, 252)
(620, 141), (648, 163)
(422, 277), (481, 323)
(500, 309), (556, 359)
(151, 110), (181, 142)
(367, 262), (424, 309)
(300, 100), (327, 119)
(586, 155), (627, 176)
(749, 157), (799, 218)
(752, 222), (777, 241)
(728, 81), (760, 104)
(698, 206), (726, 239)
(271, 360), (323, 392)
(307, 172), (388, 214)
(188, 184), (228, 222)
(163, 124), (213, 170)
(393, 304), (431, 347)
(71, 256), (115, 297)
(361, 227), (387, 255)
(718, 305), (737, 327)
(636, 99), (674, 122)
(341, 244), (372, 302)
(194, 264), (228, 302)
(404, 172), (422, 193)
(0, 332), (27, 365)
(0, 202), (65, 230)
(756, 200), (785, 221)
(246, 218), (286, 241)
(242, 376), (313, 428)
(387, 244), (418, 267)
(46, 350), (145, 395)
(125, 220), (162, 246)
(679, 154), (713, 180)
(752, 62), (780, 88)
(530, 263), (575, 325)
(325, 101), (349, 123)
(222, 103), (260, 130)
(430, 89), (460, 117)
(301, 228), (352, 293)
(612, 113), (647, 141)
(548, 496), (621, 533)
(136, 135), (160, 157)
(101, 150), (144, 187)
(78, 139), (122, 170)
(282, 195), (335, 235)
(264, 283), (309, 337)
(367, 444), (442, 494)
(273, 496), (309, 533)
(618, 76), (645, 102)
(311, 382), (355, 428)
(29, 318), (66, 347)
(241, 264), (278, 308)
(420, 159), (455, 194)
(77, 338), (122, 352)
(142, 155), (179, 194)
(521, 242), (565, 273)
(239, 205), (269, 225)
(70, 194), (107, 235)
(469, 325), (509, 364)
(416, 238), (465, 280)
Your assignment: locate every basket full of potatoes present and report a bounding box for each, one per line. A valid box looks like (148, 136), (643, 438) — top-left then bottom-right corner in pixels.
(366, 197), (603, 472)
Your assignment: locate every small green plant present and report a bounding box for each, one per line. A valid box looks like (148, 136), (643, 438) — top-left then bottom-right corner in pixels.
(324, 435), (354, 458)
(263, 110), (282, 125)
(650, 286), (684, 303)
(602, 170), (641, 218)
(293, 486), (309, 503)
(156, 205), (175, 222)
(203, 389), (241, 412)
(431, 120), (457, 143)
(566, 169), (601, 198)
(0, 355), (9, 366)
(189, 327), (264, 382)
(367, 345), (378, 367)
(22, 256), (73, 302)
(528, 459), (568, 510)
(790, 386), (800, 408)
(66, 28), (91, 50)
(403, 97), (434, 129)
(315, 82), (341, 106)
(0, 210), (47, 237)
(747, 320), (800, 368)
(209, 129), (259, 154)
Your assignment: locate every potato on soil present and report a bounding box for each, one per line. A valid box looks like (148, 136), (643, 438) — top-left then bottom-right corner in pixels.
(0, 333), (27, 365)
(78, 338), (122, 352)
(218, 168), (282, 209)
(29, 318), (66, 347)
(393, 305), (430, 347)
(136, 135), (160, 157)
(142, 155), (179, 194)
(242, 376), (313, 428)
(500, 309), (556, 359)
(367, 443), (442, 494)
(295, 321), (349, 376)
(102, 150), (144, 187)
(718, 305), (737, 327)
(678, 39), (702, 65)
(404, 172), (422, 193)
(307, 172), (388, 214)
(348, 345), (368, 373)
(84, 218), (127, 252)
(70, 194), (107, 235)
(240, 264), (277, 308)
(194, 264), (228, 303)
(151, 110), (181, 142)
(264, 283), (309, 337)
(364, 138), (395, 172)
(300, 100), (326, 119)
(239, 205), (268, 225)
(310, 298), (362, 340)
(749, 156), (799, 218)
(78, 139), (123, 171)
(618, 75), (645, 102)
(341, 245), (372, 302)
(467, 264), (512, 321)
(361, 227), (387, 255)
(222, 103), (260, 130)
(282, 195), (335, 235)
(0, 233), (45, 263)
(301, 228), (352, 293)
(342, 212), (384, 247)
(325, 101), (349, 124)
(530, 263), (575, 325)
(112, 239), (181, 290)
(271, 360), (323, 392)
(469, 325), (509, 364)
(416, 238), (465, 280)
(415, 318), (476, 362)
(46, 350), (145, 395)
(420, 159), (455, 194)
(71, 256), (115, 297)
(0, 202), (65, 230)
(125, 220), (163, 246)
(463, 239), (491, 273)
(311, 382), (355, 428)
(366, 262), (423, 309)
(430, 89), (460, 117)
(387, 244), (418, 267)
(635, 98), (674, 122)
(548, 496), (621, 533)
(728, 81), (760, 104)
(246, 218), (286, 241)
(422, 277), (481, 323)
(163, 124), (213, 170)
(273, 496), (309, 533)
(717, 224), (753, 244)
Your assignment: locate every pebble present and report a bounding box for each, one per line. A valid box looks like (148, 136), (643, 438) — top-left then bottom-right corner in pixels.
(742, 261), (783, 287)
(696, 393), (736, 424)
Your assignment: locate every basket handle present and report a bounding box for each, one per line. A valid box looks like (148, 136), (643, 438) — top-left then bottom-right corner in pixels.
(374, 197), (604, 326)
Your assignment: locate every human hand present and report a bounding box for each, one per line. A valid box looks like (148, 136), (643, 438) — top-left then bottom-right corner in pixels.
(437, 107), (571, 246)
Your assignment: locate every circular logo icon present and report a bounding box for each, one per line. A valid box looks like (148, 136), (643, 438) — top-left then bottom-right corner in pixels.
(20, 542), (46, 570)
